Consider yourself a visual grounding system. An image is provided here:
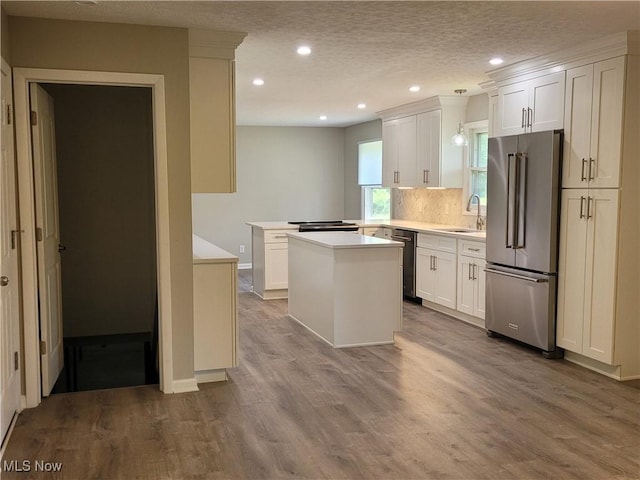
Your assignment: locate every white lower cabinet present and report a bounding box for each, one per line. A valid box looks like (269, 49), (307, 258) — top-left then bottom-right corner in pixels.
(556, 189), (618, 364)
(250, 227), (290, 299)
(457, 241), (486, 320)
(264, 243), (288, 290)
(416, 239), (457, 309)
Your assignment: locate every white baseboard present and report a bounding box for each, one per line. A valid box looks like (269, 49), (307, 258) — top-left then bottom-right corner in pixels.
(171, 377), (199, 394)
(238, 263), (252, 270)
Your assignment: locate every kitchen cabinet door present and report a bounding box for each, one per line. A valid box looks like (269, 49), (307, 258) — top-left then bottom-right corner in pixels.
(264, 243), (288, 290)
(458, 257), (486, 319)
(582, 189), (619, 363)
(416, 247), (437, 302)
(497, 82), (529, 136)
(556, 188), (619, 363)
(190, 57), (237, 193)
(434, 251), (457, 310)
(563, 57), (625, 189)
(496, 71), (564, 137)
(457, 256), (475, 316)
(528, 72), (565, 132)
(417, 247), (456, 309)
(416, 110), (441, 187)
(382, 116), (417, 187)
(588, 57), (625, 189)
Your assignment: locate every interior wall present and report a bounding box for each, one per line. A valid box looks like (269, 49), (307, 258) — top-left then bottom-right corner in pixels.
(43, 84), (156, 338)
(8, 16), (194, 381)
(343, 119), (382, 220)
(1, 9), (9, 62)
(192, 126), (345, 264)
(465, 93), (489, 123)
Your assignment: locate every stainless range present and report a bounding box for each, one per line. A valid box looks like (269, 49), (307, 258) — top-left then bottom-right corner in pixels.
(288, 221), (359, 232)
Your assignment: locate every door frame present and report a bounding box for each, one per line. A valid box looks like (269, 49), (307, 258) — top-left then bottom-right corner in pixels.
(13, 68), (174, 407)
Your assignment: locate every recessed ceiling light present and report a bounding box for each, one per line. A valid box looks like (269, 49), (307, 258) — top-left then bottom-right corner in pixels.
(489, 58), (504, 66)
(319, 115), (327, 120)
(409, 85), (420, 93)
(252, 78), (265, 86)
(357, 103), (366, 109)
(297, 46), (312, 56)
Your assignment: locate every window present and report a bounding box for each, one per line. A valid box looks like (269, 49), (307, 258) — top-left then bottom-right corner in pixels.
(358, 140), (390, 220)
(463, 122), (488, 216)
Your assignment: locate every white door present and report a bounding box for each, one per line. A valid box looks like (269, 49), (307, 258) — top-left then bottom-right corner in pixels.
(415, 247), (436, 302)
(1, 58), (21, 443)
(396, 115), (417, 187)
(382, 120), (398, 187)
(456, 256), (475, 316)
(30, 84), (64, 396)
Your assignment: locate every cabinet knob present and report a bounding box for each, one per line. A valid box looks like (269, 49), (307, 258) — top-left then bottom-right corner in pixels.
(0, 276), (9, 287)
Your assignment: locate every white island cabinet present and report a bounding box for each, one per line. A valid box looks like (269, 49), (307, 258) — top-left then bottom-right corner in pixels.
(247, 222), (298, 299)
(287, 232), (403, 348)
(192, 235), (238, 383)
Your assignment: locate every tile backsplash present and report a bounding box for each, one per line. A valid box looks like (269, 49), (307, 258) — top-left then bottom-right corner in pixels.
(392, 188), (481, 228)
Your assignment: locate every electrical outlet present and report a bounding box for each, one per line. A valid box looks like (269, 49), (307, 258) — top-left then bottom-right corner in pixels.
(239, 245), (245, 254)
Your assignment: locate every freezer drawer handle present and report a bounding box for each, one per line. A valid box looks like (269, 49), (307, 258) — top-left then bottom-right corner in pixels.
(484, 268), (548, 283)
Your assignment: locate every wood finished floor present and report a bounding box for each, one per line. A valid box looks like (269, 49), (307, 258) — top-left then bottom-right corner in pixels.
(2, 270), (639, 480)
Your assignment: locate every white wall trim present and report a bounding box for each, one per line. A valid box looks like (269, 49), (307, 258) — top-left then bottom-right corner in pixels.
(13, 68), (174, 406)
(172, 377), (200, 394)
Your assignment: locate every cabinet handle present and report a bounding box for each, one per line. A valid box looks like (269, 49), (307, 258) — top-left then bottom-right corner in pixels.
(527, 108), (533, 128)
(521, 108), (526, 129)
(468, 247), (480, 252)
(426, 169), (430, 184)
(581, 158), (587, 182)
(579, 196), (585, 219)
(274, 235), (288, 239)
(588, 157), (595, 181)
(587, 196), (593, 219)
(468, 263), (473, 280)
(423, 169), (430, 184)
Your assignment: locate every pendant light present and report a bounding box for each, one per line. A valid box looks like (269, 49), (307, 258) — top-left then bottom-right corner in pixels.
(451, 89), (468, 147)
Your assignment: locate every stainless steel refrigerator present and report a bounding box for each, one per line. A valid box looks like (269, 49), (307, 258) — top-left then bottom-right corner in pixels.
(485, 130), (562, 356)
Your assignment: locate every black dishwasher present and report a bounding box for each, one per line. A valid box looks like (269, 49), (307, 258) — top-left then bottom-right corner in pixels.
(391, 229), (420, 302)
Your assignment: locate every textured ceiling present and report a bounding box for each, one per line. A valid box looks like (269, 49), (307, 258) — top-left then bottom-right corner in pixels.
(3, 1), (639, 126)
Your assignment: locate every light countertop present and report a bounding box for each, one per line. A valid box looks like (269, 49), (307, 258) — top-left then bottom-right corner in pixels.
(247, 219), (486, 241)
(193, 234), (238, 264)
(287, 231), (403, 249)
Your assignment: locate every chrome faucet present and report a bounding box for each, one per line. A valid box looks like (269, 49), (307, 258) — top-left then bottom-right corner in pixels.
(466, 194), (485, 230)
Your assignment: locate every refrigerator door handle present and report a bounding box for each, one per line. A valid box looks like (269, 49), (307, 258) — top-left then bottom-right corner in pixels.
(506, 153), (517, 248)
(485, 268), (549, 283)
(515, 153), (527, 249)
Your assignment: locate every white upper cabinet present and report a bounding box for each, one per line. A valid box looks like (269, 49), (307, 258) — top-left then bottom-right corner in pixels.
(416, 110), (441, 187)
(563, 56), (626, 188)
(379, 96), (467, 188)
(496, 71), (565, 136)
(382, 116), (417, 187)
(189, 29), (246, 193)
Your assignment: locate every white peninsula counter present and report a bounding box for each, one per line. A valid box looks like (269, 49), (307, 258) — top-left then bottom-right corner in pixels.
(287, 231), (403, 348)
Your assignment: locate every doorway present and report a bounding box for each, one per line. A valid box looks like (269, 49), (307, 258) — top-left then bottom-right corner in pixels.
(13, 68), (174, 408)
(40, 83), (158, 393)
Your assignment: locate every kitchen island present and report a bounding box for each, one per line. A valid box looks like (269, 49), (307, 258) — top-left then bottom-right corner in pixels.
(287, 231), (403, 348)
